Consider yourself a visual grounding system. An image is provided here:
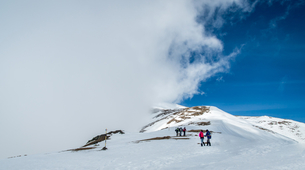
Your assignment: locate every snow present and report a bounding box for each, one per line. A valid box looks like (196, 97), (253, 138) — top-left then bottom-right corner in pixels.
(1, 106), (305, 170)
(238, 116), (305, 143)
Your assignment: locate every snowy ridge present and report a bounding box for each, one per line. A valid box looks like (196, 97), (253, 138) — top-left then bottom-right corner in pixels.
(1, 105), (305, 170)
(141, 106), (302, 144)
(238, 116), (305, 143)
(142, 105), (305, 143)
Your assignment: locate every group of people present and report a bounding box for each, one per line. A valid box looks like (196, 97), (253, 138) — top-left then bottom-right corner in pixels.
(199, 129), (211, 146)
(174, 127), (212, 146)
(175, 127), (186, 136)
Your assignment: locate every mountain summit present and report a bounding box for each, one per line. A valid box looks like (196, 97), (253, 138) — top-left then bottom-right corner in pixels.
(141, 105), (305, 144)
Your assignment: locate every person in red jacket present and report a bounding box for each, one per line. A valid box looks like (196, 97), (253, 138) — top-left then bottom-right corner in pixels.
(183, 127), (186, 136)
(199, 130), (205, 146)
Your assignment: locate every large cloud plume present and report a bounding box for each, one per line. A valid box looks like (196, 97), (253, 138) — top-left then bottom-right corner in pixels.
(0, 0), (253, 158)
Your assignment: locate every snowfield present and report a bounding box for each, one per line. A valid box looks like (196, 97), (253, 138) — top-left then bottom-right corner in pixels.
(1, 106), (305, 170)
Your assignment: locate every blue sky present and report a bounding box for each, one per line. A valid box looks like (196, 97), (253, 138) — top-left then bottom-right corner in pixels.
(181, 0), (305, 122)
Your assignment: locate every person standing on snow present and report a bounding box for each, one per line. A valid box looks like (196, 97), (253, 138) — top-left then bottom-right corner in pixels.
(179, 127), (183, 136)
(175, 128), (179, 136)
(183, 127), (186, 136)
(199, 130), (205, 146)
(205, 129), (211, 146)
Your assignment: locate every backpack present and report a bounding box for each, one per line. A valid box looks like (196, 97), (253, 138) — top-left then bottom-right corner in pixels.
(206, 131), (211, 139)
(199, 132), (204, 138)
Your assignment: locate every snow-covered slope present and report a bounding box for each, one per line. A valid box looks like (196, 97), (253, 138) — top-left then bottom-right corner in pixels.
(141, 106), (305, 144)
(1, 105), (305, 170)
(238, 115), (305, 143)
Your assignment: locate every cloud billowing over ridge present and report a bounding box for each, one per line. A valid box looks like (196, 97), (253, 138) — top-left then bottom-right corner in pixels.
(0, 0), (254, 158)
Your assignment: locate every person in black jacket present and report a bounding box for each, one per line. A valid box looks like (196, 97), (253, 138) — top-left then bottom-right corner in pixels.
(175, 128), (179, 136)
(205, 129), (211, 146)
(179, 127), (183, 136)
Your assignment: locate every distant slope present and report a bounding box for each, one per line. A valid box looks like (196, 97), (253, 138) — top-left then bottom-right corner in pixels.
(238, 116), (305, 143)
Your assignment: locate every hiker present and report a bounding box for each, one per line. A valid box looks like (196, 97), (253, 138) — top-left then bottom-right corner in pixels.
(206, 129), (211, 146)
(183, 127), (186, 136)
(199, 130), (205, 146)
(175, 128), (179, 136)
(179, 127), (183, 136)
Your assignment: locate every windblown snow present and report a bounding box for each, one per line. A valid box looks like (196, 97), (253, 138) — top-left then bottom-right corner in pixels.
(1, 105), (305, 170)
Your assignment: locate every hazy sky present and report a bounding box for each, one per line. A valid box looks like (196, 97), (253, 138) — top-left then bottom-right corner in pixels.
(1, 0), (304, 159)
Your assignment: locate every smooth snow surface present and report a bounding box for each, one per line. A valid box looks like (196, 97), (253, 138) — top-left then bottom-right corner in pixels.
(1, 106), (305, 170)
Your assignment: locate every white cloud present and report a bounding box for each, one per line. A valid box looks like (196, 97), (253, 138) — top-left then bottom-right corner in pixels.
(0, 0), (253, 158)
(266, 0), (304, 30)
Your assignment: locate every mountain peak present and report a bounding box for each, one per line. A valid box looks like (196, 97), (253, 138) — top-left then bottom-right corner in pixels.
(141, 105), (305, 144)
